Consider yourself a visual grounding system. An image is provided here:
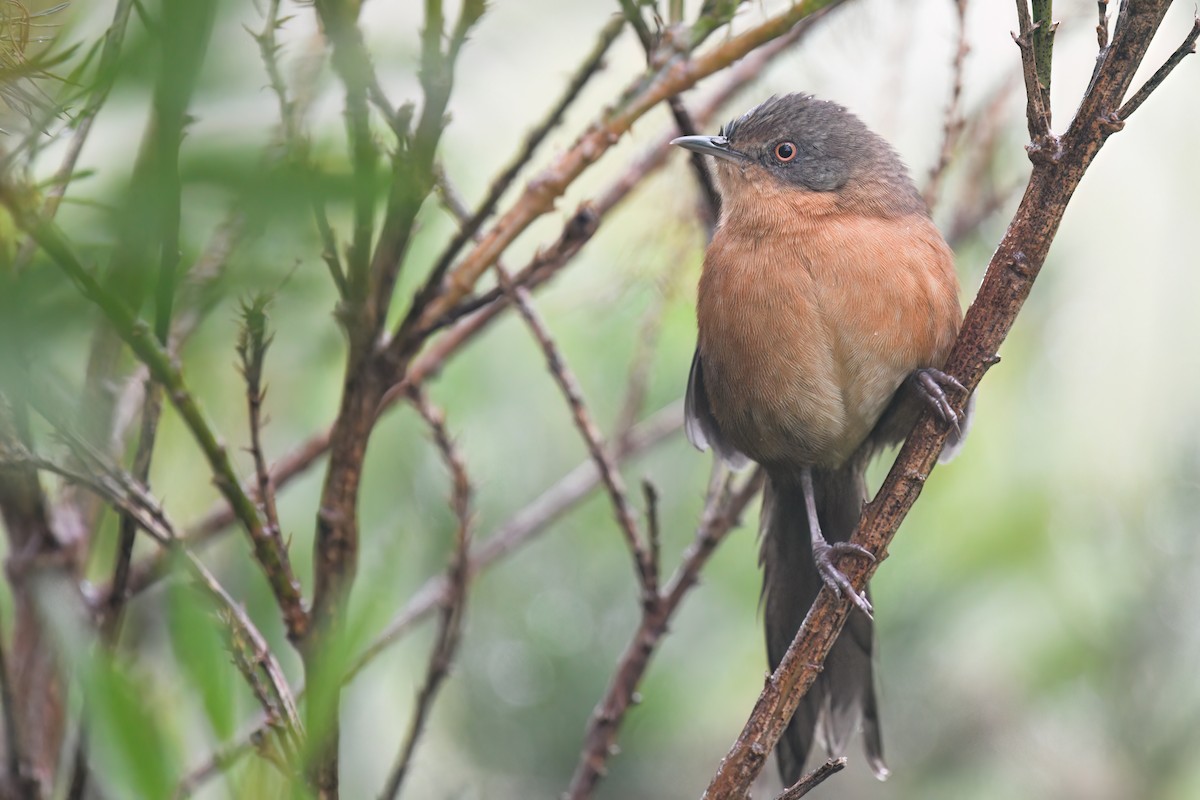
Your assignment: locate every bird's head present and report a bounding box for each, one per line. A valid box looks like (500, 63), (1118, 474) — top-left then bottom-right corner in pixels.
(671, 93), (925, 219)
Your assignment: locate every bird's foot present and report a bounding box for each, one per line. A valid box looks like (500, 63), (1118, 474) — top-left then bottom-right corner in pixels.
(913, 367), (966, 435)
(812, 539), (875, 618)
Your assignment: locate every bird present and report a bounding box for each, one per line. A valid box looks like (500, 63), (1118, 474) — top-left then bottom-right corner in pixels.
(672, 93), (968, 786)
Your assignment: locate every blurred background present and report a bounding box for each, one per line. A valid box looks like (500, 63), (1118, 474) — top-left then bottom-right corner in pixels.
(2, 0), (1199, 798)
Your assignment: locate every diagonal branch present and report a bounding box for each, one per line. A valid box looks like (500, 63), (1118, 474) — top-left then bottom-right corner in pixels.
(378, 389), (473, 800)
(496, 267), (655, 602)
(383, 0), (850, 367)
(420, 14), (627, 303)
(564, 468), (764, 799)
(774, 758), (846, 799)
(1116, 14), (1199, 120)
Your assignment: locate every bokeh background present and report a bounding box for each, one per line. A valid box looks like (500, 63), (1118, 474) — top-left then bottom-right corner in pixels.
(3, 0), (1200, 798)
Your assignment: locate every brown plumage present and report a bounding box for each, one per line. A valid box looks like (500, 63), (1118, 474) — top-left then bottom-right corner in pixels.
(674, 94), (966, 785)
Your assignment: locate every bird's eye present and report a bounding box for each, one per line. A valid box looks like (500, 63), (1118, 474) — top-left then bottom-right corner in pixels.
(774, 141), (797, 162)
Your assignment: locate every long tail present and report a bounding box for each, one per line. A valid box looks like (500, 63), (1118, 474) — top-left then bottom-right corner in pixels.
(760, 466), (889, 785)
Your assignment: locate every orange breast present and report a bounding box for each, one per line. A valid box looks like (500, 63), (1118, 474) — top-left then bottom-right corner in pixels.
(696, 197), (960, 470)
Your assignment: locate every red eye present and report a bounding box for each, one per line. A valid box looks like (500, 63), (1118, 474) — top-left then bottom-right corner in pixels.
(774, 141), (797, 162)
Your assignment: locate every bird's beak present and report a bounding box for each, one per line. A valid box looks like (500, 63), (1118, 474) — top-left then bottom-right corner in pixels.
(670, 134), (748, 164)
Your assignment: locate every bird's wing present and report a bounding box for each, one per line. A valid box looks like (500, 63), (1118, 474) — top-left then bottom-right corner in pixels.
(686, 348), (750, 469)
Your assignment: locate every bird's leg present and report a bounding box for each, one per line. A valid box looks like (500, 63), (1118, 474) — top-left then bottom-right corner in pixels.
(912, 367), (966, 434)
(800, 466), (874, 618)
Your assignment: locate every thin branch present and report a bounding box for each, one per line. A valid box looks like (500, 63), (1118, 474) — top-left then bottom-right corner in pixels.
(437, 161), (653, 602)
(367, 0), (486, 337)
(191, 555), (304, 762)
(99, 380), (162, 638)
(701, 2), (1187, 795)
(619, 0), (722, 235)
(618, 0), (654, 53)
(641, 481), (661, 599)
(941, 77), (1023, 247)
(313, 0), (377, 309)
(411, 14), (625, 339)
(1116, 15), (1199, 120)
(1097, 0), (1110, 49)
(924, 0), (970, 211)
(236, 297), (307, 640)
(343, 400), (683, 686)
(497, 267), (654, 602)
(774, 758), (846, 800)
(379, 389), (473, 800)
(254, 0), (348, 297)
(237, 297), (284, 549)
(564, 468), (764, 799)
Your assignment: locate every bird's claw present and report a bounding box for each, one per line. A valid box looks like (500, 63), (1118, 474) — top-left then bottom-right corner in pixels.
(813, 540), (875, 618)
(914, 367), (965, 435)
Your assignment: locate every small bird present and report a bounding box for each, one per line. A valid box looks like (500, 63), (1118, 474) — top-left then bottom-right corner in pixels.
(673, 94), (967, 784)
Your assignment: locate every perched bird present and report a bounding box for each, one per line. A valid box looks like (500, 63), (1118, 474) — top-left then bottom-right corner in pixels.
(673, 94), (967, 784)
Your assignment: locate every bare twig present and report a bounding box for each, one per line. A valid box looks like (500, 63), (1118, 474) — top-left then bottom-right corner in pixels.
(343, 401), (682, 686)
(236, 296), (308, 642)
(99, 381), (163, 638)
(564, 468), (765, 799)
(702, 3), (1189, 795)
(254, 0), (348, 297)
(616, 0), (721, 223)
(1116, 15), (1199, 120)
(924, 0), (970, 210)
(437, 161), (653, 602)
(367, 0), (486, 337)
(641, 481), (662, 598)
(1097, 0), (1110, 49)
(421, 14), (626, 300)
(942, 77), (1023, 247)
(238, 297), (283, 550)
(379, 389), (473, 800)
(497, 267), (654, 602)
(774, 758), (846, 800)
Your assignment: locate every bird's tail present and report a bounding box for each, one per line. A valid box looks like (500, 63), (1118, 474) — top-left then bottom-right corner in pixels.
(760, 466), (889, 785)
